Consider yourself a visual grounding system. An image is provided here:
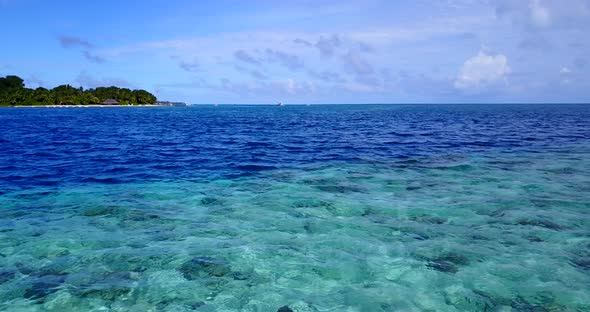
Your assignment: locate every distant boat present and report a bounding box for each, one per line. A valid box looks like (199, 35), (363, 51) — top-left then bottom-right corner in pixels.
(276, 102), (284, 106)
(157, 101), (187, 107)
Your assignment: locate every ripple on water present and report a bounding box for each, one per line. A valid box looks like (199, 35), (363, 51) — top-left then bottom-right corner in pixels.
(0, 151), (589, 310)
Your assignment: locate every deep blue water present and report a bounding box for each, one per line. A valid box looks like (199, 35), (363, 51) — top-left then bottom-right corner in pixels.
(1, 105), (590, 311)
(1, 104), (589, 191)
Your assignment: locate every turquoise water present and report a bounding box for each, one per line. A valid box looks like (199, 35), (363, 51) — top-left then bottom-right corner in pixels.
(1, 151), (589, 311)
(1, 105), (590, 311)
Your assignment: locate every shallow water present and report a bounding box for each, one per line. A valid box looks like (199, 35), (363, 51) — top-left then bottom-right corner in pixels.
(0, 105), (589, 311)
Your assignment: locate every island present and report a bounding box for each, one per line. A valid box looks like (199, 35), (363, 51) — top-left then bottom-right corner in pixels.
(0, 75), (157, 106)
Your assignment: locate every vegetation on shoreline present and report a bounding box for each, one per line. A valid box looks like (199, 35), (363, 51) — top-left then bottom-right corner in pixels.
(0, 75), (157, 106)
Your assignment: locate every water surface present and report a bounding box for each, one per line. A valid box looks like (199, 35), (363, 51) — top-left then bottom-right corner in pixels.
(0, 105), (589, 311)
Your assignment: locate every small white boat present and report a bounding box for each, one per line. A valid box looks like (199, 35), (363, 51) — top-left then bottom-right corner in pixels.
(277, 101), (284, 106)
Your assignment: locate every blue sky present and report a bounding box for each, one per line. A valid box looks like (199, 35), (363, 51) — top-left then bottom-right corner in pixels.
(1, 0), (589, 104)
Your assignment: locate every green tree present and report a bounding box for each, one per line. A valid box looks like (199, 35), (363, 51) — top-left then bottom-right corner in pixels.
(51, 84), (81, 104)
(33, 87), (52, 105)
(0, 75), (157, 106)
(0, 75), (25, 91)
(132, 89), (157, 104)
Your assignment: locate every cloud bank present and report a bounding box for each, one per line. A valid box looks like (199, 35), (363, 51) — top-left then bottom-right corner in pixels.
(3, 0), (588, 103)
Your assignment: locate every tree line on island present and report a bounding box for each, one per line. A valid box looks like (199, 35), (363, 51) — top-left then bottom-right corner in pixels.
(0, 75), (157, 106)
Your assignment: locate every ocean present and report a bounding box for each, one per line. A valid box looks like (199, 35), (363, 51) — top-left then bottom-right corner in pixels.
(0, 104), (589, 311)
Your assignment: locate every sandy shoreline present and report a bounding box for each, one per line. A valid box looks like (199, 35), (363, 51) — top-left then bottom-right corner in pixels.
(3, 105), (164, 108)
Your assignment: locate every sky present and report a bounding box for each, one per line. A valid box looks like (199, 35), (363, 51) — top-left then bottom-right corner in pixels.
(0, 0), (589, 104)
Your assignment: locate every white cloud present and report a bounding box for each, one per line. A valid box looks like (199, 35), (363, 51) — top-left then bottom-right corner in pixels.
(213, 78), (316, 97)
(454, 51), (511, 91)
(75, 72), (134, 89)
(560, 66), (573, 84)
(342, 50), (374, 76)
(496, 0), (589, 30)
(529, 0), (551, 28)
